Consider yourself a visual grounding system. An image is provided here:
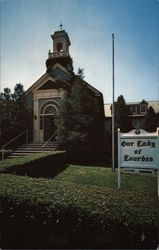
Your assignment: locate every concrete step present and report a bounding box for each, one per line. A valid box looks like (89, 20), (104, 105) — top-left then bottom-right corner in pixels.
(13, 152), (48, 155)
(18, 145), (58, 149)
(13, 151), (43, 154)
(9, 142), (59, 158)
(16, 148), (57, 151)
(17, 144), (58, 148)
(8, 155), (23, 159)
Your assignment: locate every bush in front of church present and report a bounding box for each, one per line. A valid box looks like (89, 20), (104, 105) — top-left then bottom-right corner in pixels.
(0, 151), (66, 178)
(0, 172), (158, 249)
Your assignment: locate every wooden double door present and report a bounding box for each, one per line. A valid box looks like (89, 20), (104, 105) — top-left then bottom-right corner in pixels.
(44, 115), (56, 141)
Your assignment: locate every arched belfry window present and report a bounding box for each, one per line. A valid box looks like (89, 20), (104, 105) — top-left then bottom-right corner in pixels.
(40, 102), (58, 130)
(57, 42), (63, 52)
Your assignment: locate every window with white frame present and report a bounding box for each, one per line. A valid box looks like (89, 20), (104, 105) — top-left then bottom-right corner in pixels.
(140, 105), (146, 113)
(40, 103), (57, 130)
(131, 105), (137, 114)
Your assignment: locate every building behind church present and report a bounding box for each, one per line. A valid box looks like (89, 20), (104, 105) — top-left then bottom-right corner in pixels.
(104, 100), (159, 134)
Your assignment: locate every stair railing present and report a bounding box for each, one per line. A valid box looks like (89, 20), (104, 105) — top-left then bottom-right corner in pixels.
(42, 131), (57, 152)
(1, 129), (29, 160)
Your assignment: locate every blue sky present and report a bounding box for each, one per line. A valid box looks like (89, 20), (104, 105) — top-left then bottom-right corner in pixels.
(0, 0), (159, 103)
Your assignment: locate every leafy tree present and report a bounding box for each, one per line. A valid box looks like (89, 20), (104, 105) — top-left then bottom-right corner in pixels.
(0, 88), (14, 143)
(114, 95), (132, 132)
(3, 88), (13, 119)
(12, 83), (24, 101)
(142, 106), (157, 132)
(109, 95), (133, 169)
(12, 84), (25, 124)
(0, 84), (32, 147)
(55, 83), (106, 164)
(3, 87), (11, 101)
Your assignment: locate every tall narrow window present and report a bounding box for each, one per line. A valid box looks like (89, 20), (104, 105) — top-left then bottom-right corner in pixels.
(40, 116), (43, 130)
(137, 105), (140, 114)
(131, 105), (137, 114)
(140, 105), (146, 113)
(57, 42), (63, 52)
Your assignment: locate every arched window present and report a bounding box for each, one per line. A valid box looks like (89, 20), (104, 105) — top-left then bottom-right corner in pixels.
(57, 42), (63, 52)
(43, 105), (56, 115)
(40, 102), (58, 130)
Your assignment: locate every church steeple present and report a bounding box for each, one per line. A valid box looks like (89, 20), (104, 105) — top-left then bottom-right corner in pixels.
(51, 29), (71, 57)
(46, 27), (73, 73)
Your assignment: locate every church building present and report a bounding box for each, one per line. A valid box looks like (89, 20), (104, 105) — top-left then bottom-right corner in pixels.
(24, 27), (104, 143)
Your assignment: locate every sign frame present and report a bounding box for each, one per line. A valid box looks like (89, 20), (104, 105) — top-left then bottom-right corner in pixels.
(118, 128), (159, 196)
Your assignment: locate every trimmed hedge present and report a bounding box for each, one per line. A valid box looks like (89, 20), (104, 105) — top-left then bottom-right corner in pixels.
(0, 151), (66, 178)
(0, 173), (159, 249)
(0, 153), (158, 248)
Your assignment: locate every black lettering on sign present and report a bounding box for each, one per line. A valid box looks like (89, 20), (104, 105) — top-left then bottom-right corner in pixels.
(137, 140), (155, 148)
(121, 141), (134, 147)
(124, 155), (154, 162)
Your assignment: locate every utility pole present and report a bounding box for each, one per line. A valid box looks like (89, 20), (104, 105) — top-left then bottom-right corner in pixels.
(112, 34), (115, 172)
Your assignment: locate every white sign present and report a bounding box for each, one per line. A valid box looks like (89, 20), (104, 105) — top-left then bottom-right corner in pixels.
(117, 128), (159, 195)
(118, 129), (159, 169)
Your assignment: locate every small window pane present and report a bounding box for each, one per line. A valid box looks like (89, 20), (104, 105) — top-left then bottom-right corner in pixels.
(141, 105), (146, 113)
(137, 105), (140, 114)
(131, 105), (136, 114)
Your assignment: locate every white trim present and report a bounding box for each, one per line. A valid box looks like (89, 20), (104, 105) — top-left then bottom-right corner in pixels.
(43, 104), (58, 114)
(140, 105), (146, 114)
(131, 105), (137, 114)
(39, 101), (58, 131)
(33, 76), (56, 92)
(40, 100), (59, 114)
(24, 64), (71, 97)
(24, 72), (49, 96)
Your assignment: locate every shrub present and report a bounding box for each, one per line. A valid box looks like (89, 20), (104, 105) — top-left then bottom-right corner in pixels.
(0, 151), (66, 178)
(0, 173), (158, 249)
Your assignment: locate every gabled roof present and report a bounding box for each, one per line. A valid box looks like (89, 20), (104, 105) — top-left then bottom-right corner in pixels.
(73, 75), (103, 96)
(72, 75), (105, 117)
(24, 64), (71, 96)
(24, 72), (48, 96)
(140, 99), (148, 105)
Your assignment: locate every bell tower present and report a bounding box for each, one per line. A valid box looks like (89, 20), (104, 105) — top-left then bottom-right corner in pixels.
(46, 25), (73, 73)
(51, 24), (71, 57)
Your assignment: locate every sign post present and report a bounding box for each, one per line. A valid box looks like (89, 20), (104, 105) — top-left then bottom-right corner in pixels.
(118, 128), (159, 195)
(112, 33), (115, 172)
(157, 169), (159, 197)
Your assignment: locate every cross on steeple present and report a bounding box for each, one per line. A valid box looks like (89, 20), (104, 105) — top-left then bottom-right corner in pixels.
(59, 23), (63, 30)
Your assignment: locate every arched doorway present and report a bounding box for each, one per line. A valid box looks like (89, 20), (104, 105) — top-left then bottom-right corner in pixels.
(40, 103), (57, 141)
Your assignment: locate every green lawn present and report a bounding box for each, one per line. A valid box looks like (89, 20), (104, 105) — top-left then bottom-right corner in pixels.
(54, 165), (157, 195)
